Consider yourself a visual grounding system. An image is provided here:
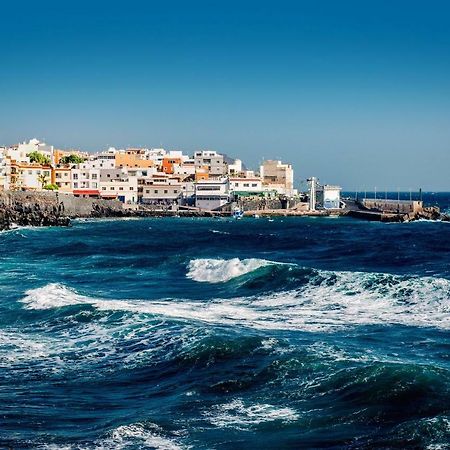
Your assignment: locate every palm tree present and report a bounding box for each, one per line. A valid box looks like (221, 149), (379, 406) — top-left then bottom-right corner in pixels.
(38, 173), (49, 189)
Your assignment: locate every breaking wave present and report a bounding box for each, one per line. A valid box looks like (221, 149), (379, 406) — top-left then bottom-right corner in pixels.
(186, 258), (274, 283)
(204, 399), (299, 429)
(20, 262), (450, 332)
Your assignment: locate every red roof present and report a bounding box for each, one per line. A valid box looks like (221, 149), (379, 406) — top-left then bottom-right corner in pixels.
(73, 189), (100, 195)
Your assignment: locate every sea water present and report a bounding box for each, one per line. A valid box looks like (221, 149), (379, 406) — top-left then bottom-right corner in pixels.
(1, 193), (450, 448)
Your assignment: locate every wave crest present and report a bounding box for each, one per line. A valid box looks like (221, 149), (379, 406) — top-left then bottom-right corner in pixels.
(186, 258), (274, 283)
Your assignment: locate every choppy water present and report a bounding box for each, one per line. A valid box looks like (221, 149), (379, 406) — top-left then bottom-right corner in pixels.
(1, 193), (450, 449)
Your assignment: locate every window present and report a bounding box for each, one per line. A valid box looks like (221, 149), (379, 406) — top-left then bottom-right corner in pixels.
(102, 187), (106, 190)
(235, 182), (238, 186)
(107, 174), (111, 178)
(73, 174), (78, 180)
(110, 187), (114, 190)
(244, 183), (249, 187)
(73, 182), (78, 188)
(92, 182), (97, 188)
(154, 190), (158, 193)
(119, 187), (123, 191)
(252, 184), (257, 187)
(164, 190), (168, 194)
(130, 187), (134, 190)
(174, 190), (178, 193)
(92, 174), (97, 179)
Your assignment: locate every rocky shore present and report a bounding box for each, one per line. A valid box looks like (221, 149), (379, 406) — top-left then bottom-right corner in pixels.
(0, 191), (227, 231)
(0, 191), (133, 231)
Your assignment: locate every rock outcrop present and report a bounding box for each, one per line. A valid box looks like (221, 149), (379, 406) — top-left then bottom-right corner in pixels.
(0, 191), (129, 231)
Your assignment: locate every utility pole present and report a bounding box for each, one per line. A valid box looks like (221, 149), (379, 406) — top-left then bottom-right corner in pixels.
(308, 177), (317, 211)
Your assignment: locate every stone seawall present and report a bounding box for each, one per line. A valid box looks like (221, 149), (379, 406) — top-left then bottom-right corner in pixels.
(0, 191), (128, 230)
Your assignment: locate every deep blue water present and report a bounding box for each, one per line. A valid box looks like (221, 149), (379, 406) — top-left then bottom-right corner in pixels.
(1, 193), (450, 449)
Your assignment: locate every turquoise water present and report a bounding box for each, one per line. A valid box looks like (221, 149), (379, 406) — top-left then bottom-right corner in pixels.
(1, 194), (450, 448)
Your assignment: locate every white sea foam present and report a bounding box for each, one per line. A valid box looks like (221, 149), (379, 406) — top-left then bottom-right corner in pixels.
(21, 283), (92, 310)
(41, 423), (186, 450)
(104, 423), (185, 450)
(186, 258), (273, 283)
(20, 264), (450, 332)
(204, 399), (299, 429)
(210, 229), (231, 235)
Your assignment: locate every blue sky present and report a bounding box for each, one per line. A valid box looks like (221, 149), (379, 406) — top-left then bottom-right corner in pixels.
(1, 0), (449, 190)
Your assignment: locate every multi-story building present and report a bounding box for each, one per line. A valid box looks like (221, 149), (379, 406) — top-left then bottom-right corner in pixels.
(115, 149), (154, 169)
(194, 150), (228, 178)
(141, 182), (182, 205)
(260, 160), (295, 196)
(53, 166), (72, 192)
(71, 163), (101, 197)
(10, 162), (52, 190)
(99, 168), (138, 203)
(0, 148), (10, 191)
(195, 178), (230, 210)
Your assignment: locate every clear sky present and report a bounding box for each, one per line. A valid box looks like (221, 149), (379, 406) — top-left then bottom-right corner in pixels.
(1, 0), (449, 190)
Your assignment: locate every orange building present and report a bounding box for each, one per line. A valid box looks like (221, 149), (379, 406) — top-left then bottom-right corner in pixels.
(195, 167), (209, 182)
(115, 152), (154, 169)
(162, 157), (182, 174)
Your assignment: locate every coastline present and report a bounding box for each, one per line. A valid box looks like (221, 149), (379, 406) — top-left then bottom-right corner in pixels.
(1, 191), (448, 231)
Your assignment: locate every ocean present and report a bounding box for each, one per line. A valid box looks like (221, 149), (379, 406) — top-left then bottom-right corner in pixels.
(1, 192), (449, 449)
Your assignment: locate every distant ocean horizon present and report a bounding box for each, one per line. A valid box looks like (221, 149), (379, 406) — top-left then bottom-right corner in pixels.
(1, 192), (449, 448)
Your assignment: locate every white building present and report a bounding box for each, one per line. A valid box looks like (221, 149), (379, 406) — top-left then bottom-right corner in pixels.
(195, 178), (230, 210)
(99, 168), (138, 203)
(8, 138), (54, 164)
(90, 148), (117, 169)
(71, 164), (101, 195)
(323, 185), (342, 209)
(141, 183), (182, 205)
(0, 148), (10, 190)
(228, 159), (242, 175)
(229, 177), (263, 193)
(194, 150), (228, 177)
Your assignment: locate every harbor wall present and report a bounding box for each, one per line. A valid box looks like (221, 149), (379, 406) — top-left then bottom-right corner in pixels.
(361, 199), (423, 214)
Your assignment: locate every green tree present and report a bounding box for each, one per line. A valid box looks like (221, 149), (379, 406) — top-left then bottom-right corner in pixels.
(60, 154), (85, 164)
(28, 151), (51, 165)
(43, 183), (59, 191)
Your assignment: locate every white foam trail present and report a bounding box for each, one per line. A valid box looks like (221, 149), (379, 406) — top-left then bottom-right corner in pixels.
(204, 399), (299, 429)
(186, 258), (272, 283)
(20, 268), (450, 332)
